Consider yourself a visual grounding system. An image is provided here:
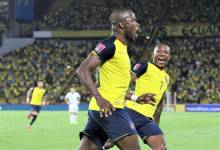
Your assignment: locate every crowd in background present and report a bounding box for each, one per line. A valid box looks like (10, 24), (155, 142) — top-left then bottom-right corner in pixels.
(1, 0), (219, 104)
(0, 39), (97, 103)
(0, 37), (219, 104)
(37, 0), (220, 30)
(166, 37), (220, 104)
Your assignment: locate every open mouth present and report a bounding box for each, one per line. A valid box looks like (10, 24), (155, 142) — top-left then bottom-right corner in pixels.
(137, 28), (141, 34)
(134, 28), (141, 39)
(157, 57), (166, 64)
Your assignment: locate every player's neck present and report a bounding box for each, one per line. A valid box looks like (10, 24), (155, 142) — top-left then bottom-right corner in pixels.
(112, 31), (127, 45)
(153, 62), (164, 70)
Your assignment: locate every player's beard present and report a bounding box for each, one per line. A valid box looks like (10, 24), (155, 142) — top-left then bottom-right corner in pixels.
(125, 32), (137, 42)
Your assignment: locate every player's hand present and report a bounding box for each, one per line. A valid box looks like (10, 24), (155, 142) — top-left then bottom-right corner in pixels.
(137, 93), (156, 106)
(96, 96), (115, 117)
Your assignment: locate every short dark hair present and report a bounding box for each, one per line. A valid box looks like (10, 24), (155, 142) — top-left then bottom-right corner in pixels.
(109, 9), (134, 30)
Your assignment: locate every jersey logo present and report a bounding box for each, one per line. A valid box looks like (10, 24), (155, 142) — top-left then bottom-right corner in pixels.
(133, 63), (141, 71)
(95, 43), (106, 54)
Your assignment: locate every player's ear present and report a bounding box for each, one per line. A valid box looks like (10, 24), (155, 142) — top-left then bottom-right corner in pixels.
(118, 22), (125, 29)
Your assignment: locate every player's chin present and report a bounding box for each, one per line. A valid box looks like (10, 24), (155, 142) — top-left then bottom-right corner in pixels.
(157, 63), (165, 68)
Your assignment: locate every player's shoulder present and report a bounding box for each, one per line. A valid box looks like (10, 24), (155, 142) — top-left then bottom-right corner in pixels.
(92, 36), (117, 63)
(65, 92), (71, 96)
(99, 36), (117, 46)
(164, 71), (170, 79)
(75, 92), (80, 95)
(95, 36), (116, 52)
(148, 62), (155, 67)
(133, 61), (148, 72)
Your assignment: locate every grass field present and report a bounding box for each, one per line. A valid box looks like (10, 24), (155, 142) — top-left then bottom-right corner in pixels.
(0, 111), (219, 150)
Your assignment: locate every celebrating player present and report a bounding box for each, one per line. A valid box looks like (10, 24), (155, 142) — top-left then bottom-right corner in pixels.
(76, 9), (142, 150)
(65, 86), (81, 124)
(105, 43), (171, 150)
(26, 80), (47, 129)
(128, 43), (170, 150)
(126, 43), (171, 150)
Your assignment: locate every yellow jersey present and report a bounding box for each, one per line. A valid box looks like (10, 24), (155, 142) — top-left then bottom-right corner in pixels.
(126, 62), (169, 119)
(89, 36), (131, 110)
(30, 87), (46, 106)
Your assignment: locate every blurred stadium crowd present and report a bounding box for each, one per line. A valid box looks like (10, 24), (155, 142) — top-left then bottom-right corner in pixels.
(37, 0), (220, 30)
(0, 0), (219, 104)
(0, 37), (219, 104)
(0, 40), (94, 103)
(166, 37), (220, 104)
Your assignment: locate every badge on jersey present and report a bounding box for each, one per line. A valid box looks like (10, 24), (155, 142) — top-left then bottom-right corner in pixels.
(95, 43), (106, 54)
(133, 63), (141, 71)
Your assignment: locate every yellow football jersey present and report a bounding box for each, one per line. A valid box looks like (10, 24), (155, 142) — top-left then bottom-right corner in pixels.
(30, 87), (46, 106)
(89, 36), (131, 110)
(126, 62), (169, 119)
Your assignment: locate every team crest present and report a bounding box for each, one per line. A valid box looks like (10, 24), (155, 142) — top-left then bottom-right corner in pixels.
(133, 63), (141, 71)
(95, 43), (106, 54)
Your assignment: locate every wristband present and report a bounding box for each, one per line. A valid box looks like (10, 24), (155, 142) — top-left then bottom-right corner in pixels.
(131, 94), (138, 102)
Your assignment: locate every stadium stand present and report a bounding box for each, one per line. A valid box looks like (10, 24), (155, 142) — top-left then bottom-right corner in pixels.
(37, 0), (220, 30)
(0, 0), (219, 104)
(166, 37), (220, 104)
(0, 39), (96, 103)
(0, 37), (219, 104)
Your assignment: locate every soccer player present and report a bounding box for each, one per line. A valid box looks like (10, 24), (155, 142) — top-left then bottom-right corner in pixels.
(65, 86), (81, 124)
(128, 43), (170, 150)
(26, 80), (47, 129)
(104, 43), (170, 150)
(76, 9), (142, 150)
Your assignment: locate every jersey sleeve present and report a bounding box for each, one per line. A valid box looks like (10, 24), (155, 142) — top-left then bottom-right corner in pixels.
(64, 93), (69, 99)
(132, 61), (148, 78)
(92, 41), (115, 64)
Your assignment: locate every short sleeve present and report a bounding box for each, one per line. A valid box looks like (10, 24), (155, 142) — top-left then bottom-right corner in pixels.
(132, 61), (148, 77)
(64, 93), (69, 99)
(92, 38), (116, 63)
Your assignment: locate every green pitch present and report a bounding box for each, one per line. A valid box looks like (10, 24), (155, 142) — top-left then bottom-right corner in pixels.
(0, 111), (219, 150)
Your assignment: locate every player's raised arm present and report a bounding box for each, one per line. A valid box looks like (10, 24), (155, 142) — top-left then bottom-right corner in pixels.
(26, 87), (33, 104)
(76, 53), (115, 117)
